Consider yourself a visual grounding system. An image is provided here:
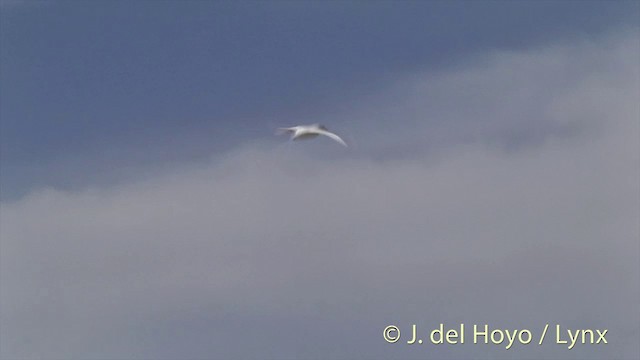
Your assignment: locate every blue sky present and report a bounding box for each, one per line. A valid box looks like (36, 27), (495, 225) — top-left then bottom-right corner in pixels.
(1, 0), (638, 199)
(1, 1), (639, 359)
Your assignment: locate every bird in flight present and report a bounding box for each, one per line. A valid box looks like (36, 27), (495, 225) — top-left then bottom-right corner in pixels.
(276, 124), (347, 147)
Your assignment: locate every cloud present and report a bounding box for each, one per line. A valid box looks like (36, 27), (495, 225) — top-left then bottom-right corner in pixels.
(1, 32), (638, 359)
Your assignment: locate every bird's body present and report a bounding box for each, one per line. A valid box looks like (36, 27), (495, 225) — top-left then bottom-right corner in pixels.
(277, 124), (347, 147)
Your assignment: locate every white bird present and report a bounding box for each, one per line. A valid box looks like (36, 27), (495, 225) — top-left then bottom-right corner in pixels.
(277, 124), (347, 147)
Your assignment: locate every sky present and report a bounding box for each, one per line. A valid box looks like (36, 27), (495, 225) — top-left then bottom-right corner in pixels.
(1, 1), (639, 359)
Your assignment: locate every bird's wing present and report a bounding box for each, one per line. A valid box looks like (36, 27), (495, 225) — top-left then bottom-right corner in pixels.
(316, 129), (348, 147)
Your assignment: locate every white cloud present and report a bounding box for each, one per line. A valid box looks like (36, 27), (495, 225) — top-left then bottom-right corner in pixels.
(1, 32), (638, 359)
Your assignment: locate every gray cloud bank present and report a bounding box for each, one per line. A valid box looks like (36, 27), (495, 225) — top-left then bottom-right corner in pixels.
(1, 32), (638, 359)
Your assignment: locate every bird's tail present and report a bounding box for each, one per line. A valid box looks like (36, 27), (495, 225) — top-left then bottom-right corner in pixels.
(275, 127), (294, 135)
